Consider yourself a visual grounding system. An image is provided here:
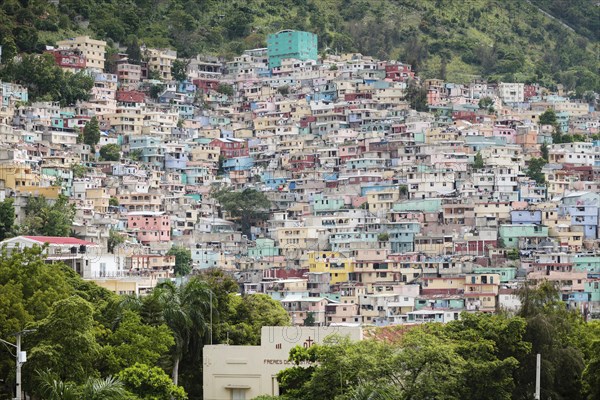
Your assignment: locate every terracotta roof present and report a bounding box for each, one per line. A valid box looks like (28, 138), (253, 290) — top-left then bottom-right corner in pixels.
(22, 236), (96, 246)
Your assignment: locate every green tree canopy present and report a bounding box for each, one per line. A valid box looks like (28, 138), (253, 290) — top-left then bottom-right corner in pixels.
(514, 281), (588, 399)
(525, 157), (547, 185)
(403, 81), (428, 112)
(84, 117), (101, 149)
(216, 83), (234, 96)
(539, 109), (557, 126)
(171, 59), (189, 82)
(100, 144), (121, 161)
(212, 187), (271, 238)
(166, 245), (193, 276)
(101, 310), (174, 375)
(472, 151), (484, 170)
(35, 370), (130, 400)
(222, 294), (290, 345)
(25, 296), (101, 384)
(21, 195), (76, 237)
(0, 198), (15, 240)
(0, 53), (93, 105)
(277, 312), (533, 400)
(117, 363), (187, 400)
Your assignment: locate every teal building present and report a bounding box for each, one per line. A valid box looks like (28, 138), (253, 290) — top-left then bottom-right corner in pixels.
(267, 30), (318, 69)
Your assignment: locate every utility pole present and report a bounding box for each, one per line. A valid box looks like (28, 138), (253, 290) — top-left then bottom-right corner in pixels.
(535, 353), (541, 400)
(0, 329), (35, 400)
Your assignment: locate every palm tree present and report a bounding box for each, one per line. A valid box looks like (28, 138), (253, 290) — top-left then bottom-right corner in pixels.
(152, 278), (215, 385)
(36, 370), (128, 400)
(80, 375), (128, 400)
(36, 370), (78, 400)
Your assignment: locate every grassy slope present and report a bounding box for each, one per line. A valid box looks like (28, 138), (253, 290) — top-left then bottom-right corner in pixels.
(1, 0), (598, 91)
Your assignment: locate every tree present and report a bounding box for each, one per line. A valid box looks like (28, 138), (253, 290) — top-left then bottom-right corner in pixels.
(304, 312), (316, 327)
(108, 229), (125, 253)
(515, 281), (587, 400)
(62, 71), (94, 106)
(128, 149), (143, 161)
(150, 279), (215, 386)
(216, 83), (234, 96)
(84, 117), (101, 149)
(472, 152), (484, 170)
(0, 198), (15, 240)
(539, 108), (558, 126)
(172, 59), (189, 82)
(277, 313), (531, 400)
(149, 84), (164, 99)
(147, 69), (162, 81)
(72, 164), (88, 178)
(24, 297), (101, 385)
(100, 144), (121, 161)
(166, 245), (193, 276)
(0, 247), (76, 393)
(117, 363), (187, 400)
(102, 310), (174, 375)
(540, 142), (549, 161)
(109, 197), (119, 207)
(212, 187), (271, 238)
(35, 370), (129, 400)
(526, 157), (547, 185)
(583, 335), (600, 399)
(377, 233), (389, 242)
(399, 185), (408, 198)
(403, 80), (428, 112)
(222, 294), (290, 345)
(277, 85), (290, 96)
(507, 248), (520, 261)
(21, 195), (76, 237)
(478, 97), (495, 113)
(125, 36), (142, 65)
(34, 370), (78, 400)
(0, 53), (92, 106)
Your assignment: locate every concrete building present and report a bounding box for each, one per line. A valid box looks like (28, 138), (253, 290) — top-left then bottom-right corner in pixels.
(267, 30), (318, 69)
(145, 48), (177, 81)
(56, 36), (107, 72)
(498, 82), (525, 104)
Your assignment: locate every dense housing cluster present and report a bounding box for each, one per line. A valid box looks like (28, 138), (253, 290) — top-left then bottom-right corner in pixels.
(1, 31), (599, 328)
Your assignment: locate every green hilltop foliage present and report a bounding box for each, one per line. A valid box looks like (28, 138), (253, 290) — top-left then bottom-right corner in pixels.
(0, 0), (598, 93)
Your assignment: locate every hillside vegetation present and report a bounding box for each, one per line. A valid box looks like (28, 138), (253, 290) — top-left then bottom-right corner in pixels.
(0, 0), (598, 92)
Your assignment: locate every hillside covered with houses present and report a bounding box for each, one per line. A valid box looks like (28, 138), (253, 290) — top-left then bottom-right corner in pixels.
(0, 13), (599, 400)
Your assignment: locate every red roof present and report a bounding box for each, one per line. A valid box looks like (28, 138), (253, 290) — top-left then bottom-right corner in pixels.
(23, 236), (96, 246)
(116, 90), (145, 103)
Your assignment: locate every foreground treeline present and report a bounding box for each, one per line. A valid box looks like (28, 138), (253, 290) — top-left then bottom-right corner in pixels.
(0, 246), (290, 399)
(262, 282), (600, 400)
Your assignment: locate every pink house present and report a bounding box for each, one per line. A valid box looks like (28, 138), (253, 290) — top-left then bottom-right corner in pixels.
(127, 211), (171, 244)
(493, 125), (517, 144)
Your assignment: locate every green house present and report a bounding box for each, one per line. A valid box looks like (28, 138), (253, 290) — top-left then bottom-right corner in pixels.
(267, 30), (318, 69)
(498, 224), (549, 248)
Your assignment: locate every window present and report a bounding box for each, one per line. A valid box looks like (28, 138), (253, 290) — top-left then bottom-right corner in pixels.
(231, 389), (246, 400)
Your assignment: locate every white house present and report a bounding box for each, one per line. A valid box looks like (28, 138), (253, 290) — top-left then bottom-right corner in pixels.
(0, 235), (112, 278)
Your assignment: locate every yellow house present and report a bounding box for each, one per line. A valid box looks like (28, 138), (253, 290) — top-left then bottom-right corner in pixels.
(308, 251), (355, 284)
(421, 276), (465, 294)
(464, 273), (500, 312)
(86, 188), (110, 213)
(366, 189), (400, 215)
(145, 48), (177, 80)
(0, 164), (41, 189)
